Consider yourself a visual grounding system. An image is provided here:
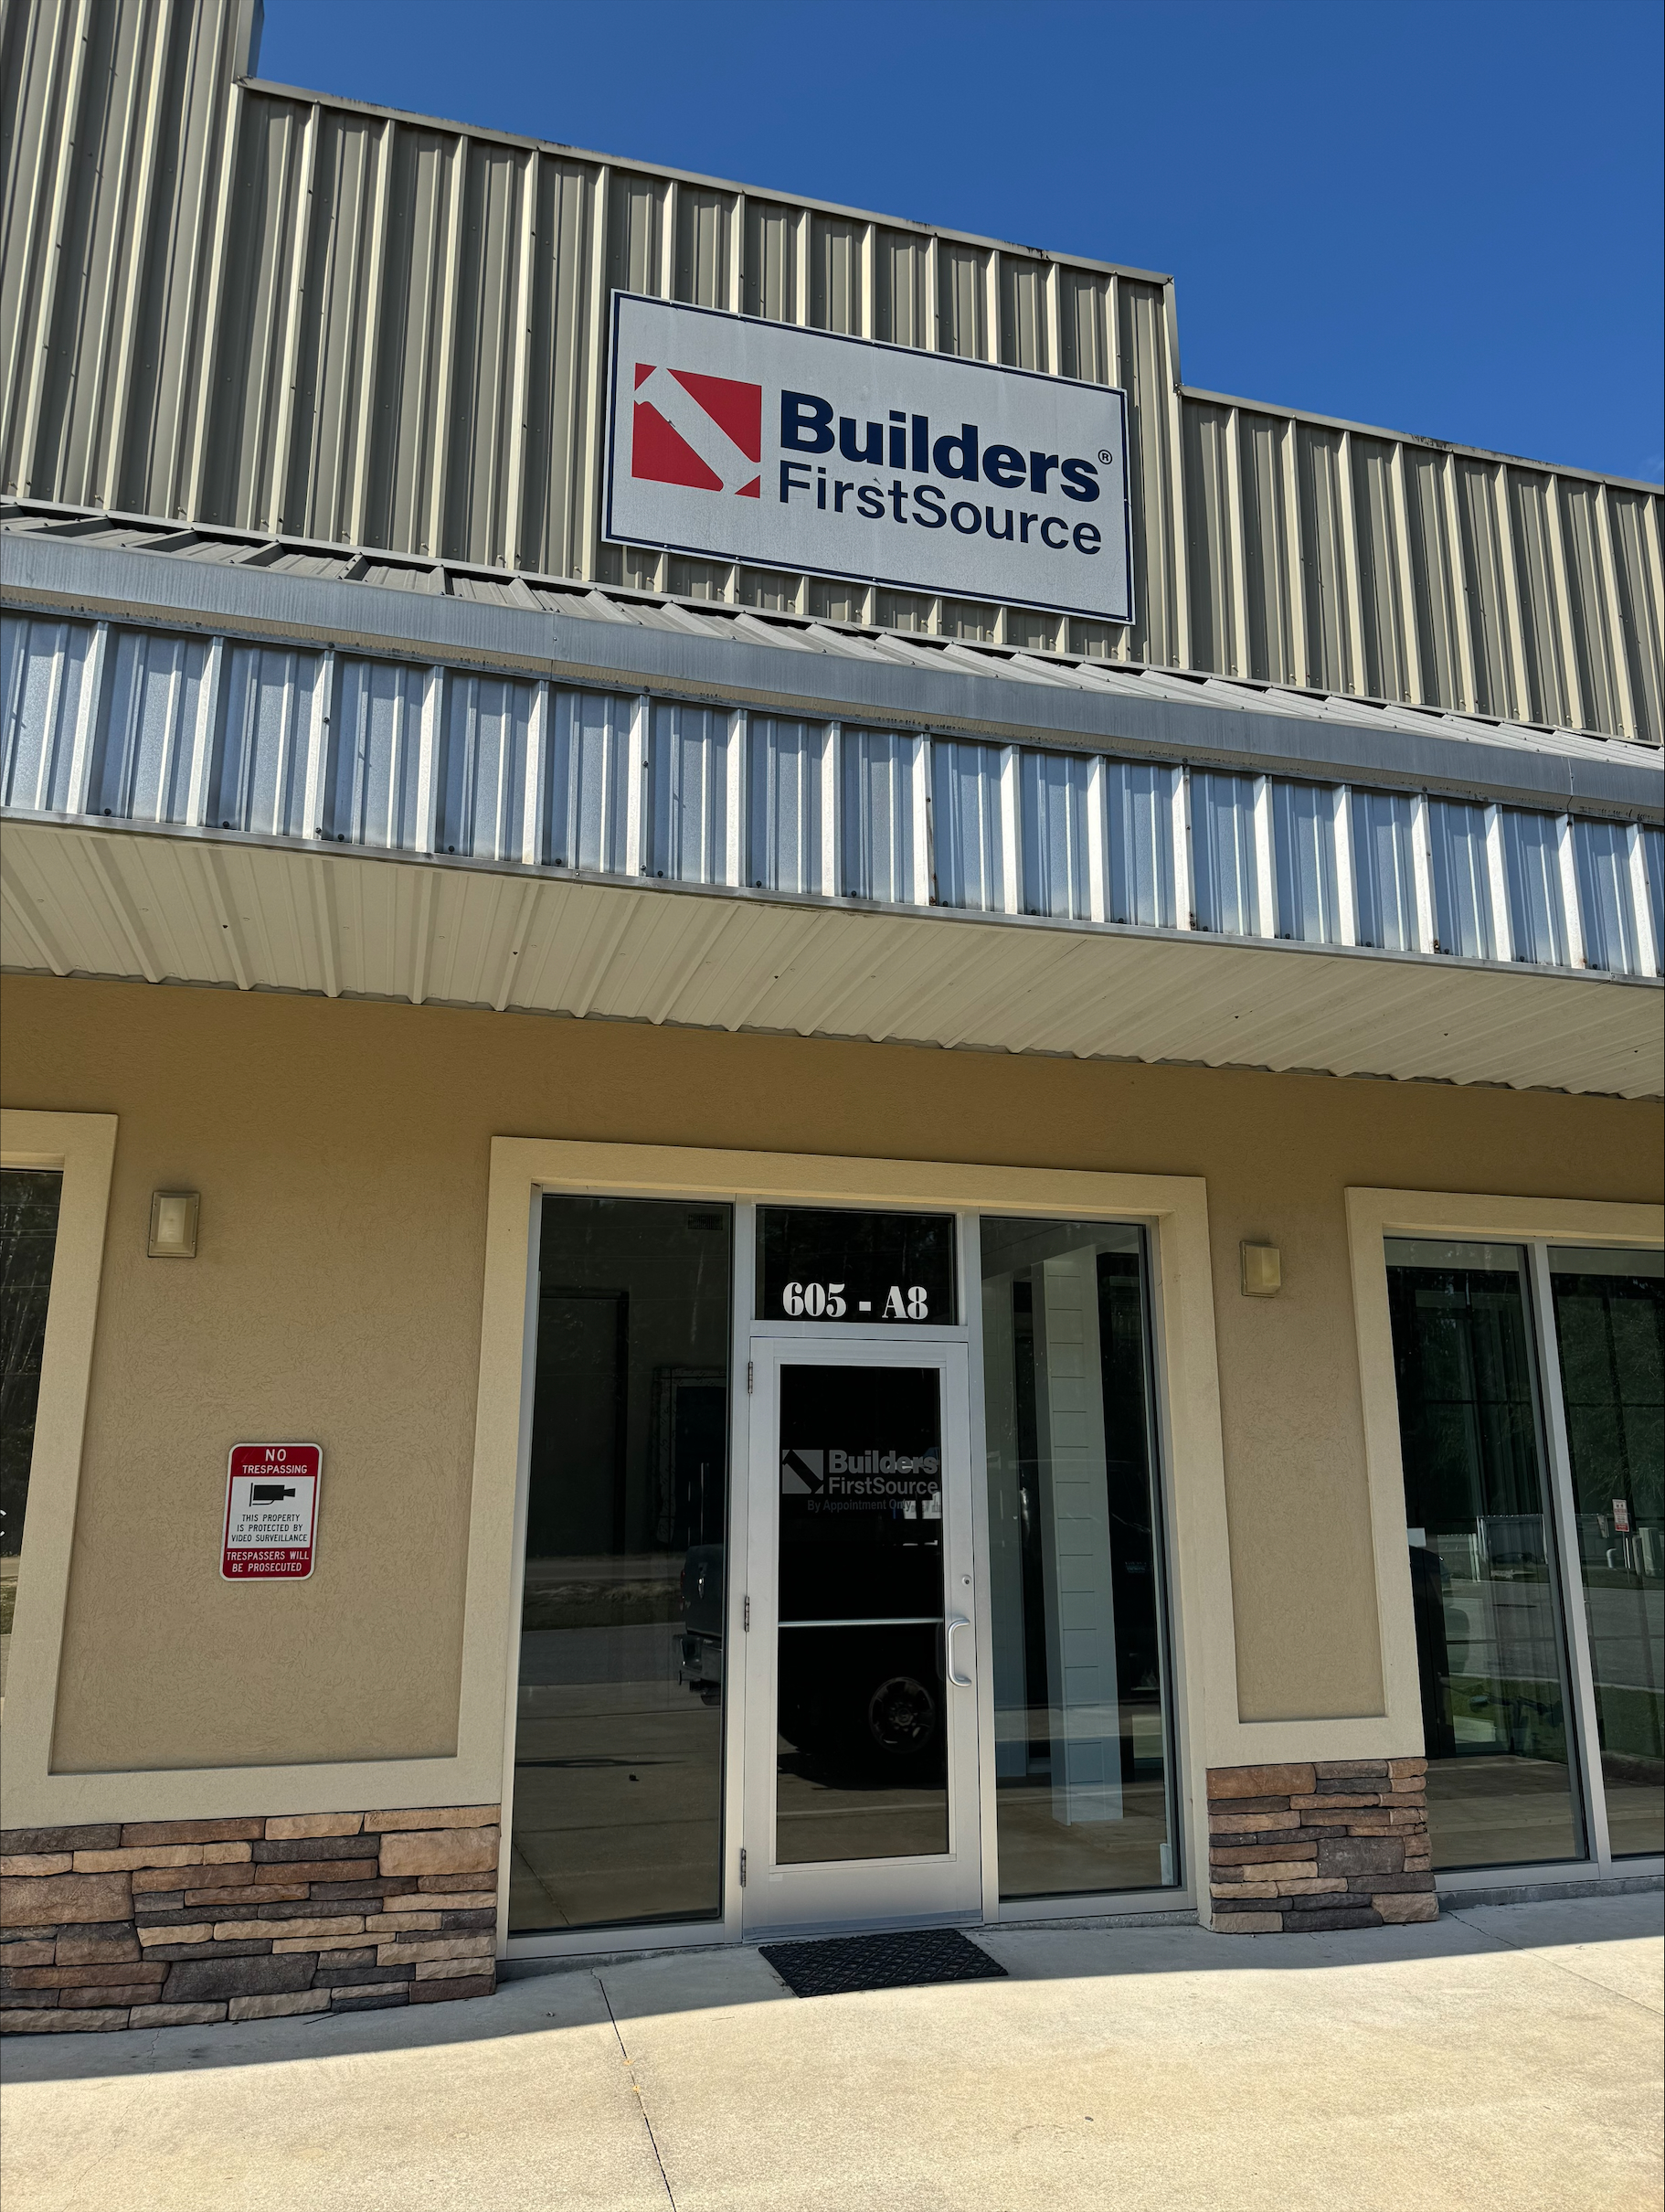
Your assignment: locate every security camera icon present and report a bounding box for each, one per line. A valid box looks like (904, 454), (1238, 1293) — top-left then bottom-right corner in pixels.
(249, 1484), (297, 1505)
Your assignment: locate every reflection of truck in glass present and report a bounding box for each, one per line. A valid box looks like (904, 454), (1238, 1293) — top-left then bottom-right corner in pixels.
(677, 1543), (943, 1782)
(679, 1544), (724, 1705)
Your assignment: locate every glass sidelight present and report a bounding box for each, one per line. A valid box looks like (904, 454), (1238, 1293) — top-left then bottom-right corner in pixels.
(509, 1196), (732, 1934)
(1385, 1243), (1583, 1870)
(1, 1168), (62, 1705)
(981, 1218), (1177, 1899)
(1547, 1249), (1663, 1859)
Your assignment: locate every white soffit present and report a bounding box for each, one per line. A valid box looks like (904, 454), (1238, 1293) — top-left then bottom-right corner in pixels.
(3, 822), (1659, 1100)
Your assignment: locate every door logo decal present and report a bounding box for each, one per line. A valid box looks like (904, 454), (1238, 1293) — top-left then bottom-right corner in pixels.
(781, 1447), (826, 1495)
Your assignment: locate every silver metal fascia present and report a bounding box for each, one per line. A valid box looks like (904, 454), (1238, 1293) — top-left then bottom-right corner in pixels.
(6, 537), (1662, 821)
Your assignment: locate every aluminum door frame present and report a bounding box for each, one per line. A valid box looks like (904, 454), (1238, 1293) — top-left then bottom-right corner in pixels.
(739, 1333), (984, 1938)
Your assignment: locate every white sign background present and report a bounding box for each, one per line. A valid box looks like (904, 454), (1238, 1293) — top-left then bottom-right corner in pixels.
(604, 294), (1133, 624)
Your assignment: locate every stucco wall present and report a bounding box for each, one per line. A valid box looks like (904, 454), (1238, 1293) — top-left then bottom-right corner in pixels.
(4, 972), (1660, 1771)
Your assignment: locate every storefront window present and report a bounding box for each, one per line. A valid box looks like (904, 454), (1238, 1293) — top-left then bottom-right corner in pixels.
(0, 1168), (61, 1705)
(981, 1217), (1176, 1898)
(1549, 1248), (1664, 1859)
(1386, 1242), (1584, 1869)
(509, 1196), (732, 1934)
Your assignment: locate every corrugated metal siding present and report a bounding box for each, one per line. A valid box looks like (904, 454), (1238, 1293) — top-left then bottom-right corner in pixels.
(750, 714), (832, 895)
(2, 0), (1661, 740)
(1352, 790), (1419, 953)
(1271, 780), (1341, 945)
(1427, 798), (1495, 960)
(1, 610), (93, 812)
(1573, 817), (1640, 975)
(546, 686), (634, 874)
(1501, 808), (1568, 969)
(3, 612), (1660, 990)
(1020, 747), (1097, 920)
(1191, 771), (1261, 935)
(931, 739), (1009, 914)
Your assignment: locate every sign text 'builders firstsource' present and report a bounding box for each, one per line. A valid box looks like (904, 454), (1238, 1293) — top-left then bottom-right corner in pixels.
(604, 295), (1133, 624)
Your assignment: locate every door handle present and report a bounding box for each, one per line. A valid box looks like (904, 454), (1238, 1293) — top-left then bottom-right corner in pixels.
(945, 1615), (972, 1688)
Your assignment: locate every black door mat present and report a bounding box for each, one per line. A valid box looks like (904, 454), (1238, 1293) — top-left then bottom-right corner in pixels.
(759, 1927), (1007, 1997)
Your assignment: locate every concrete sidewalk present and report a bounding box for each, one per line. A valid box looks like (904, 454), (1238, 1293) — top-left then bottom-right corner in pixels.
(2, 1893), (1660, 2212)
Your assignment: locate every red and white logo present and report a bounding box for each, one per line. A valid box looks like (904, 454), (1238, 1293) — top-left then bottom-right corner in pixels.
(631, 364), (761, 497)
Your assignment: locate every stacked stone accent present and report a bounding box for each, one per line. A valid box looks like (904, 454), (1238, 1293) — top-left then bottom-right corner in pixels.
(1207, 1759), (1435, 1933)
(0, 1803), (499, 2033)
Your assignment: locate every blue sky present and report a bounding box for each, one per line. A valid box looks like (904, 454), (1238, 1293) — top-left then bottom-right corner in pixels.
(260, 0), (1663, 484)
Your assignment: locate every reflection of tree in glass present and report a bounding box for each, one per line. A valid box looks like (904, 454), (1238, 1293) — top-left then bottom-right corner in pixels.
(1, 1169), (62, 1643)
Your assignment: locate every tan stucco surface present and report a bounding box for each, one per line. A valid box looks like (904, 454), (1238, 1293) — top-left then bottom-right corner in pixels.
(4, 972), (1660, 1771)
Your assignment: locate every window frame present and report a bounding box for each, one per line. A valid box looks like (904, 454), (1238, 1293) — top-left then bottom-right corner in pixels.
(1346, 1186), (1665, 1891)
(0, 1111), (117, 1817)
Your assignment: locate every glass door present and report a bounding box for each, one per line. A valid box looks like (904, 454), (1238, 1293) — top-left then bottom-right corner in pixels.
(741, 1338), (982, 1934)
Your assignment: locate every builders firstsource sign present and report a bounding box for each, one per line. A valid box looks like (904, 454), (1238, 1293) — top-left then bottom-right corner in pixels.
(604, 295), (1133, 624)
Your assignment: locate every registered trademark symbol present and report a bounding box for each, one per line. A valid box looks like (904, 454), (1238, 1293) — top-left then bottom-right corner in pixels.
(1098, 449), (1113, 463)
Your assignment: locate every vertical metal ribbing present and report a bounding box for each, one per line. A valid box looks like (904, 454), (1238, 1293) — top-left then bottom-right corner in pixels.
(521, 681), (550, 867)
(75, 1), (149, 509)
(1409, 792), (1437, 952)
(14, 0), (95, 492)
(909, 734), (931, 904)
(625, 692), (648, 874)
(1555, 815), (1585, 967)
(982, 250), (1000, 366)
(1438, 453), (1477, 714)
(1544, 477), (1585, 730)
(1084, 754), (1108, 922)
(662, 178), (678, 299)
(818, 721), (840, 898)
(268, 103), (320, 535)
(1281, 419), (1310, 686)
(185, 633), (224, 826)
(1493, 464), (1532, 724)
(724, 709), (747, 887)
(1043, 260), (1061, 380)
(61, 618), (108, 817)
(1171, 765), (1193, 929)
(1596, 484), (1639, 740)
(1483, 803), (1513, 962)
(1627, 823), (1660, 976)
(793, 207), (811, 327)
(997, 745), (1020, 913)
(1250, 775), (1276, 935)
(1, 0), (63, 490)
(1389, 443), (1424, 706)
(348, 118), (394, 549)
(578, 164), (611, 580)
(96, 5), (169, 509)
(414, 664), (444, 853)
(857, 219), (874, 339)
(1331, 784), (1356, 946)
(730, 194), (746, 314)
(1224, 407), (1249, 677)
(1336, 431), (1367, 697)
(502, 146), (538, 570)
(1162, 283), (1189, 669)
(182, 63), (247, 524)
(300, 648), (335, 837)
(425, 134), (469, 565)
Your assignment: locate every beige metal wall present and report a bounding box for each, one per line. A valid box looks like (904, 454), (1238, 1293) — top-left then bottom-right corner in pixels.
(5, 0), (1662, 742)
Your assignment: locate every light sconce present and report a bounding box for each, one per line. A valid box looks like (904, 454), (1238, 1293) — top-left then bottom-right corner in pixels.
(1240, 1241), (1281, 1297)
(148, 1190), (200, 1260)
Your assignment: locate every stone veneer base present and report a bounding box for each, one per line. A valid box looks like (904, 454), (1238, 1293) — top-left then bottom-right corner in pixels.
(1207, 1758), (1436, 1932)
(0, 1804), (499, 2033)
